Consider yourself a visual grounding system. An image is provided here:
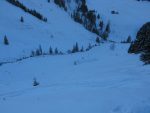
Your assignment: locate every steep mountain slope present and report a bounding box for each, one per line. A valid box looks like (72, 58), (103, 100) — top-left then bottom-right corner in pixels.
(0, 0), (96, 61)
(87, 0), (150, 41)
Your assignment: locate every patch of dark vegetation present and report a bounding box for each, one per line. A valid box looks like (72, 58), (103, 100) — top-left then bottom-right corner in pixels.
(6, 0), (47, 22)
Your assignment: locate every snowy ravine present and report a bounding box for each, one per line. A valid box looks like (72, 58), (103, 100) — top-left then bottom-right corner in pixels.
(86, 0), (150, 41)
(0, 0), (150, 113)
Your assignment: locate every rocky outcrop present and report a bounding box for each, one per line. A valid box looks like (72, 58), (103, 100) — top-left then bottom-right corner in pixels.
(128, 22), (150, 64)
(128, 22), (150, 53)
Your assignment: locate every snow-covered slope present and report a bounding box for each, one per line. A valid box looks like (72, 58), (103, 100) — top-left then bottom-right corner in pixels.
(87, 0), (150, 41)
(0, 43), (150, 113)
(0, 0), (96, 61)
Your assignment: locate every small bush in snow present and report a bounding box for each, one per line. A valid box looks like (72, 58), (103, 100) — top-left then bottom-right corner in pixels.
(74, 61), (77, 65)
(110, 43), (116, 51)
(111, 10), (119, 15)
(33, 78), (39, 86)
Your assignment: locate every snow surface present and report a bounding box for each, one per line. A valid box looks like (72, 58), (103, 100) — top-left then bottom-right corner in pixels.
(0, 0), (96, 61)
(0, 43), (150, 113)
(0, 0), (150, 113)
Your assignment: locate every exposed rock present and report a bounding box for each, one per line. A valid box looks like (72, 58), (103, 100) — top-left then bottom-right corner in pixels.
(128, 22), (150, 53)
(128, 22), (150, 64)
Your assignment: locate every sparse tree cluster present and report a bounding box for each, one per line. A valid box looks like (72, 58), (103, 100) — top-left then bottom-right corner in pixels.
(101, 22), (111, 40)
(53, 0), (110, 40)
(68, 42), (99, 54)
(121, 35), (132, 43)
(71, 0), (110, 40)
(31, 45), (63, 57)
(6, 0), (47, 22)
(54, 0), (67, 11)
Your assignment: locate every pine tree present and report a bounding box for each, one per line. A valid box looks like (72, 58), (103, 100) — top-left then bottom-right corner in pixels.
(105, 22), (110, 33)
(99, 21), (104, 30)
(72, 42), (79, 53)
(72, 45), (76, 53)
(97, 14), (100, 19)
(96, 37), (100, 43)
(39, 45), (42, 55)
(80, 46), (84, 52)
(4, 35), (9, 45)
(75, 42), (79, 52)
(80, 0), (88, 13)
(31, 51), (35, 57)
(101, 31), (109, 40)
(126, 35), (132, 43)
(55, 48), (58, 54)
(20, 16), (24, 23)
(49, 46), (53, 55)
(36, 49), (40, 56)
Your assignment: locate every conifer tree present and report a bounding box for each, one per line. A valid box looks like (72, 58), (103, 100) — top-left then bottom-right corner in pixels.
(20, 16), (24, 23)
(75, 42), (79, 52)
(4, 35), (9, 45)
(39, 45), (42, 55)
(80, 46), (84, 52)
(126, 35), (132, 43)
(99, 21), (104, 30)
(55, 48), (58, 54)
(96, 37), (100, 43)
(49, 46), (53, 55)
(105, 22), (110, 33)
